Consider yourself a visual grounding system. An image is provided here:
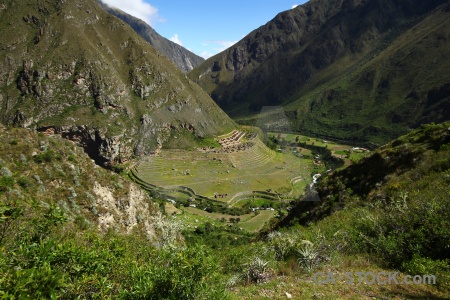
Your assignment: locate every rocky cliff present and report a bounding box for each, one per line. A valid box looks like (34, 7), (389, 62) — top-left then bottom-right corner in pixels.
(190, 0), (450, 146)
(98, 1), (204, 73)
(0, 0), (235, 166)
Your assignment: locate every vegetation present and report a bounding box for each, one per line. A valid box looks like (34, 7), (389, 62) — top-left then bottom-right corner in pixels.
(0, 126), (228, 299)
(2, 122), (450, 298)
(0, 202), (228, 299)
(189, 0), (450, 147)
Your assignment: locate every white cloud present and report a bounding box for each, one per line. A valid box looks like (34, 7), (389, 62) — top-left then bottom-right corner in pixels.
(100, 0), (163, 25)
(198, 40), (238, 59)
(200, 51), (213, 59)
(203, 40), (238, 54)
(215, 40), (238, 52)
(291, 4), (299, 9)
(169, 34), (183, 46)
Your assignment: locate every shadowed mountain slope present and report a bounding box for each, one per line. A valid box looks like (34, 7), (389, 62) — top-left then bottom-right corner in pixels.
(190, 0), (450, 146)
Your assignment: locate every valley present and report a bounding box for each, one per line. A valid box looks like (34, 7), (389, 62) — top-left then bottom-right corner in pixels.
(130, 127), (361, 232)
(1, 0), (449, 298)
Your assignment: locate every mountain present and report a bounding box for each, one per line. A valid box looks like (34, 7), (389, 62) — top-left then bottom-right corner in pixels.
(97, 1), (204, 73)
(279, 121), (450, 226)
(189, 0), (450, 147)
(0, 0), (235, 166)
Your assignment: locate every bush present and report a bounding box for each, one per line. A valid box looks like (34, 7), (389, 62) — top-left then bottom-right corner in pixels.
(242, 256), (271, 283)
(34, 150), (55, 163)
(17, 177), (32, 189)
(349, 191), (450, 268)
(127, 246), (228, 299)
(402, 255), (450, 291)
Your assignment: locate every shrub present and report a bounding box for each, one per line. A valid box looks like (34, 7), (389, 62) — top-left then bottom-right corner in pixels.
(17, 177), (32, 189)
(34, 150), (55, 163)
(242, 256), (272, 283)
(127, 246), (228, 299)
(402, 255), (450, 291)
(297, 240), (319, 271)
(267, 231), (296, 261)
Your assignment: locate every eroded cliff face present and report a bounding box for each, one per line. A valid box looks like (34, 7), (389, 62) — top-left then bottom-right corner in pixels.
(0, 0), (235, 166)
(0, 125), (162, 239)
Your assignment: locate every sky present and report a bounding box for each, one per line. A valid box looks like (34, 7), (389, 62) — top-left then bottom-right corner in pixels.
(100, 0), (308, 59)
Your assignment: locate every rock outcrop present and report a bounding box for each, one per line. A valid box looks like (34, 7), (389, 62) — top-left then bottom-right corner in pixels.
(0, 0), (235, 166)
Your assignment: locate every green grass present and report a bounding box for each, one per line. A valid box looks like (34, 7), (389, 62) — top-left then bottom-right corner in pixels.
(134, 135), (317, 231)
(238, 210), (276, 232)
(136, 137), (314, 200)
(183, 207), (254, 222)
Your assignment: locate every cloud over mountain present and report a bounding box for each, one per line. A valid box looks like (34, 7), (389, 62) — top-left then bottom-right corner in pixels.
(100, 0), (162, 25)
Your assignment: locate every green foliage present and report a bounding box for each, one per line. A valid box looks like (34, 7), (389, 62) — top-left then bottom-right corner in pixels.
(0, 176), (14, 192)
(402, 255), (450, 276)
(349, 191), (450, 268)
(0, 201), (24, 244)
(0, 200), (230, 299)
(1, 262), (65, 300)
(242, 256), (271, 284)
(34, 150), (55, 163)
(129, 246), (228, 300)
(17, 177), (32, 189)
(402, 255), (450, 291)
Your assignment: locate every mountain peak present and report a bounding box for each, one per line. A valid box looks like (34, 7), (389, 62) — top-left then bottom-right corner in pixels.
(97, 0), (204, 73)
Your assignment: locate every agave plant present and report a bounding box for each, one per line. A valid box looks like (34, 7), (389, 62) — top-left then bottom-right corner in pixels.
(267, 231), (296, 261)
(297, 240), (319, 271)
(243, 256), (271, 283)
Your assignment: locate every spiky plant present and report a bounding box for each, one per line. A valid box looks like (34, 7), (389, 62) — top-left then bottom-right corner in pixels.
(243, 256), (271, 283)
(297, 240), (319, 271)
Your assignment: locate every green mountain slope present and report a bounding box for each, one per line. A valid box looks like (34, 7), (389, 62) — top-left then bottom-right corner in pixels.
(0, 126), (228, 299)
(0, 0), (235, 165)
(97, 1), (205, 73)
(269, 121), (450, 292)
(280, 121), (450, 226)
(189, 0), (450, 146)
(0, 125), (158, 237)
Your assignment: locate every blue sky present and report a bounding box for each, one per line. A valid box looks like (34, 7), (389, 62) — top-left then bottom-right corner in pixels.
(100, 0), (308, 58)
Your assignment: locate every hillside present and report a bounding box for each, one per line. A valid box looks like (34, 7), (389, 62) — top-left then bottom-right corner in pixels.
(97, 1), (204, 73)
(189, 0), (450, 146)
(2, 124), (449, 298)
(280, 121), (450, 225)
(0, 126), (229, 298)
(0, 0), (235, 166)
(0, 126), (159, 235)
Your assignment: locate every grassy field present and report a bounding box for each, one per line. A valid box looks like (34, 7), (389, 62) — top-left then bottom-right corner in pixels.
(136, 137), (316, 201)
(134, 131), (366, 232)
(270, 132), (370, 167)
(238, 210), (277, 232)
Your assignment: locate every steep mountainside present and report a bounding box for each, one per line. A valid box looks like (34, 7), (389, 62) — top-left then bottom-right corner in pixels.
(97, 1), (204, 73)
(0, 0), (235, 166)
(190, 0), (450, 146)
